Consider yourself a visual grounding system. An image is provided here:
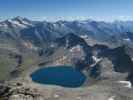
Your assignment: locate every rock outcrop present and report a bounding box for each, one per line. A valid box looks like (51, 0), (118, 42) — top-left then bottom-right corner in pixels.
(0, 83), (44, 100)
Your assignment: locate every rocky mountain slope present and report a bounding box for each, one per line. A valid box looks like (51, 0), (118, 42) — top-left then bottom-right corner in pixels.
(1, 17), (133, 46)
(0, 17), (133, 99)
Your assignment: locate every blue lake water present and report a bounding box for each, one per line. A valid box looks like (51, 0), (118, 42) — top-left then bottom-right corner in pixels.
(31, 66), (86, 88)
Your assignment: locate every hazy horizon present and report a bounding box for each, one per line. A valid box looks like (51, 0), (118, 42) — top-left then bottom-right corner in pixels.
(1, 0), (133, 22)
(2, 16), (133, 23)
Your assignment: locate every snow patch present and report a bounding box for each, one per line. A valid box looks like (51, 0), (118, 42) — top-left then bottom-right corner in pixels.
(12, 20), (27, 28)
(69, 45), (82, 52)
(90, 56), (102, 67)
(80, 35), (88, 39)
(132, 58), (133, 61)
(118, 81), (132, 88)
(53, 94), (59, 98)
(50, 44), (55, 48)
(123, 38), (131, 42)
(108, 96), (115, 100)
(20, 20), (31, 25)
(92, 56), (102, 63)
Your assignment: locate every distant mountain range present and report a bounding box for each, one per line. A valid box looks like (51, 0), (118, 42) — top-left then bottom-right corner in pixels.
(1, 16), (133, 47)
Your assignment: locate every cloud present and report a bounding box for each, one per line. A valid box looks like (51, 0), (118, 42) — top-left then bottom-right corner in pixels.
(31, 15), (133, 22)
(116, 16), (133, 20)
(31, 16), (91, 22)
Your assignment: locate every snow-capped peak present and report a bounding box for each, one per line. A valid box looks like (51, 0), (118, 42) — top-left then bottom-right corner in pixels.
(0, 17), (33, 28)
(12, 16), (32, 26)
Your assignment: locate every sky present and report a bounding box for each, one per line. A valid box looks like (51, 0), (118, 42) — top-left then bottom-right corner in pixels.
(0, 0), (133, 21)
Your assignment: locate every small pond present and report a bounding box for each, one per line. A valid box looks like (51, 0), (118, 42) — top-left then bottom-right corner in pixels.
(31, 66), (86, 88)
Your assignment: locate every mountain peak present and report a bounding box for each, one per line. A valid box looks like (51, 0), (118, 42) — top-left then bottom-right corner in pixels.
(13, 16), (25, 20)
(0, 16), (33, 28)
(12, 16), (31, 24)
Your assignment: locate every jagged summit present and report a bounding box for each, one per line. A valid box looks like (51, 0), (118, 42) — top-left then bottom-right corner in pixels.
(0, 16), (33, 28)
(12, 16), (31, 24)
